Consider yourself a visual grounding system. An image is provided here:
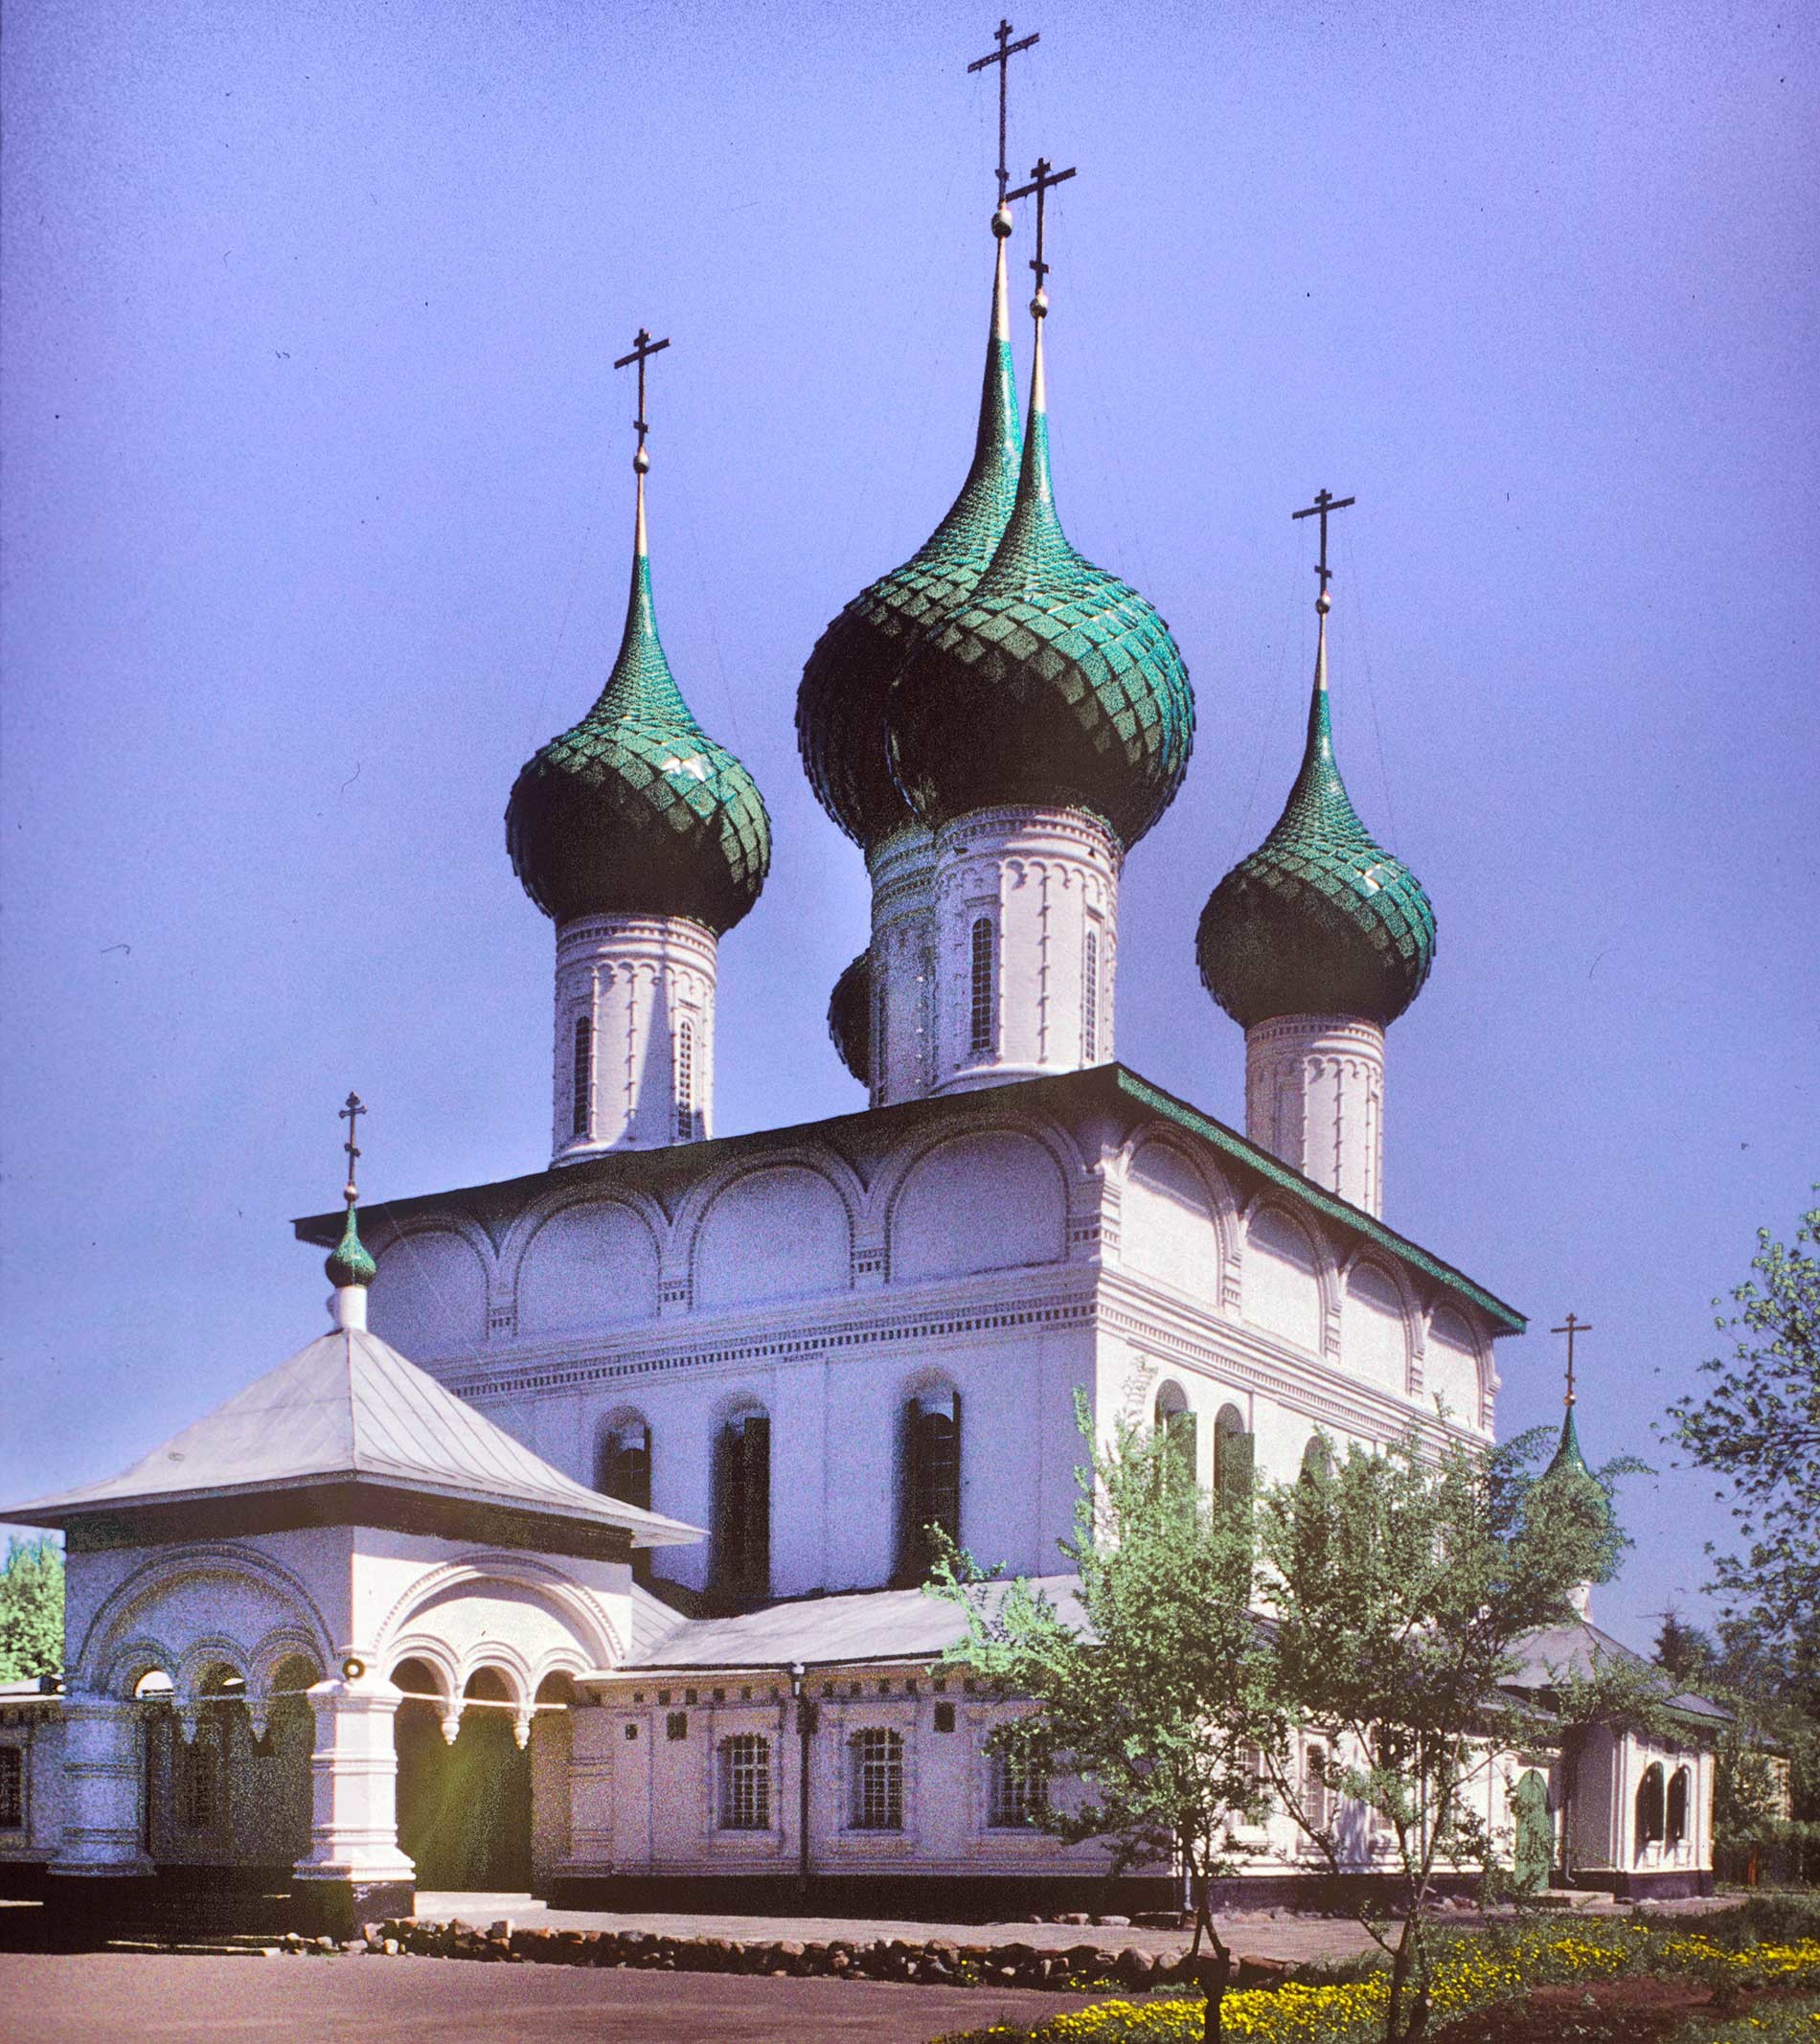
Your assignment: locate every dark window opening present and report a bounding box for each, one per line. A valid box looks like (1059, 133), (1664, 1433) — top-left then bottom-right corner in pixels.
(898, 1388), (961, 1583)
(716, 1411), (771, 1604)
(571, 1014), (592, 1139)
(968, 919), (995, 1057)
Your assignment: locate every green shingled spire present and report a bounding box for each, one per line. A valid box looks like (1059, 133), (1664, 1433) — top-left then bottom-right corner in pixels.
(886, 255), (1194, 849)
(795, 217), (1024, 852)
(324, 1198), (376, 1290)
(506, 428), (771, 934)
(1544, 1400), (1592, 1481)
(1197, 596), (1436, 1028)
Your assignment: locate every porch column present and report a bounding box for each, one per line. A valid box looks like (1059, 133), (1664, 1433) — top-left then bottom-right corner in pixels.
(290, 1671), (415, 1937)
(45, 1692), (152, 1935)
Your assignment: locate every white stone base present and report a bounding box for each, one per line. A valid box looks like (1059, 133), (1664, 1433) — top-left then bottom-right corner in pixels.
(1244, 1014), (1385, 1214)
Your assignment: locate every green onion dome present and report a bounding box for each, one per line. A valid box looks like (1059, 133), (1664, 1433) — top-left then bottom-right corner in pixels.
(885, 308), (1194, 849)
(325, 1198), (376, 1290)
(827, 949), (871, 1084)
(506, 475), (771, 933)
(795, 219), (1023, 852)
(1195, 603), (1435, 1027)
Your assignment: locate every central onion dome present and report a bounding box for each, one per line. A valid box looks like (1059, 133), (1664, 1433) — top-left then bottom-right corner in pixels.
(1195, 596), (1435, 1026)
(885, 293), (1194, 848)
(506, 468), (770, 933)
(795, 216), (1024, 852)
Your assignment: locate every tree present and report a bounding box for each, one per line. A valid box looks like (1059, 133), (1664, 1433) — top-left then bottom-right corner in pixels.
(928, 1393), (1283, 2044)
(1253, 1426), (1629, 2044)
(0, 1535), (64, 1681)
(1664, 1199), (1820, 1673)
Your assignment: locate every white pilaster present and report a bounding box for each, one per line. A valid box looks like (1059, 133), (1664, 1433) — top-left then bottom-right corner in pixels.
(51, 1692), (151, 1879)
(553, 914), (717, 1163)
(930, 806), (1120, 1095)
(291, 1674), (415, 1891)
(1243, 1013), (1386, 1215)
(865, 825), (938, 1107)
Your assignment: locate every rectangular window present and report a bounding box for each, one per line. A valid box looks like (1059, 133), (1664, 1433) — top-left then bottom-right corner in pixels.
(675, 1021), (694, 1140)
(1082, 928), (1099, 1062)
(850, 1728), (904, 1830)
(1304, 1743), (1331, 1833)
(718, 1412), (771, 1601)
(717, 1735), (771, 1830)
(988, 1745), (1049, 1828)
(875, 981), (888, 1101)
(571, 1014), (592, 1139)
(666, 1711), (688, 1742)
(968, 918), (996, 1057)
(180, 1722), (222, 1831)
(0, 1747), (22, 1829)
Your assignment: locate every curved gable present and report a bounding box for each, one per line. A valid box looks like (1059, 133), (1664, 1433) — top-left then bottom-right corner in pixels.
(515, 1200), (660, 1337)
(369, 1228), (489, 1359)
(890, 1130), (1066, 1285)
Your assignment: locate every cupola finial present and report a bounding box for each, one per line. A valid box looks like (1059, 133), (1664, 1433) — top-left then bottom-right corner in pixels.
(967, 17), (1041, 215)
(326, 1093), (376, 1324)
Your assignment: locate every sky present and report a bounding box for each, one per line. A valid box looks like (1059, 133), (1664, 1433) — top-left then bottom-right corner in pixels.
(2, 0), (1815, 1655)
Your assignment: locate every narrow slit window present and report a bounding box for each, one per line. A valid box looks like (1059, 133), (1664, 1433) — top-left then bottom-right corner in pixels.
(875, 981), (889, 1101)
(571, 1014), (592, 1138)
(969, 919), (995, 1057)
(1082, 929), (1099, 1062)
(675, 1021), (694, 1140)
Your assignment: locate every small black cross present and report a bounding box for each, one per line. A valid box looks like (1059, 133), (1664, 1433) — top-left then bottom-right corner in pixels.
(339, 1092), (366, 1202)
(612, 328), (671, 458)
(1292, 488), (1357, 597)
(967, 18), (1041, 213)
(1550, 1312), (1593, 1406)
(1006, 155), (1077, 297)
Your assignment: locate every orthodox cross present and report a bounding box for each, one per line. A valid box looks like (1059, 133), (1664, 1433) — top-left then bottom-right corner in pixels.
(339, 1091), (366, 1203)
(1006, 155), (1077, 297)
(1292, 487), (1357, 598)
(967, 18), (1040, 212)
(1551, 1312), (1593, 1406)
(613, 328), (671, 460)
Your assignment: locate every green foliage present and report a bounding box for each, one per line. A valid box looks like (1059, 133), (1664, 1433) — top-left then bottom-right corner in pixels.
(1663, 1200), (1820, 1674)
(0, 1534), (64, 1682)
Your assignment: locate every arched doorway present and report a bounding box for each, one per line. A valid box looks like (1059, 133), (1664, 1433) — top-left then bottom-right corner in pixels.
(393, 1662), (531, 1893)
(1512, 1769), (1552, 1895)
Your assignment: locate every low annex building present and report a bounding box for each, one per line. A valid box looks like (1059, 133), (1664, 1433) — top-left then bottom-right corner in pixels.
(4, 82), (1724, 1925)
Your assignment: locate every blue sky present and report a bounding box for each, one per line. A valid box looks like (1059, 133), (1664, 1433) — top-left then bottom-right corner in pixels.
(3, 0), (1815, 1653)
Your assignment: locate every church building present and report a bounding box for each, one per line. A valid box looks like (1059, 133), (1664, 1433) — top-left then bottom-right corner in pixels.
(1, 81), (1722, 1933)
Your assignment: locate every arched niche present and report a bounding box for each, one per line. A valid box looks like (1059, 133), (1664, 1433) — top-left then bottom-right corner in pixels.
(1345, 1259), (1409, 1393)
(890, 1131), (1065, 1285)
(369, 1228), (489, 1358)
(1426, 1306), (1484, 1426)
(515, 1200), (660, 1337)
(1122, 1142), (1221, 1302)
(1243, 1206), (1323, 1354)
(693, 1166), (853, 1312)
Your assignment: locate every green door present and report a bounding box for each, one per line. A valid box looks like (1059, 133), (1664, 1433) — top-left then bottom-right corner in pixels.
(1513, 1769), (1552, 1895)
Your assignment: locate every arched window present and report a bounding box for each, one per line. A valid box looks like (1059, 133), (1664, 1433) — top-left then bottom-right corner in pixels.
(1301, 1435), (1331, 1483)
(1082, 927), (1100, 1062)
(1154, 1381), (1196, 1491)
(675, 1021), (694, 1141)
(717, 1734), (771, 1830)
(988, 1742), (1050, 1828)
(571, 1014), (592, 1139)
(849, 1727), (904, 1830)
(1214, 1403), (1253, 1506)
(899, 1387), (961, 1583)
(596, 1418), (651, 1513)
(0, 1747), (22, 1830)
(715, 1409), (771, 1603)
(1635, 1761), (1666, 1853)
(968, 918), (996, 1057)
(1666, 1766), (1691, 1850)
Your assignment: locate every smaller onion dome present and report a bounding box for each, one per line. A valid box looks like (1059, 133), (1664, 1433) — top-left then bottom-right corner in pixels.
(886, 297), (1194, 850)
(506, 472), (770, 934)
(795, 216), (1023, 852)
(325, 1198), (376, 1290)
(1196, 599), (1435, 1028)
(827, 949), (871, 1084)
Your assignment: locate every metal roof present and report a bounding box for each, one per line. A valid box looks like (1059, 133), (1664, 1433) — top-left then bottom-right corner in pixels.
(4, 1327), (700, 1547)
(1504, 1618), (1731, 1724)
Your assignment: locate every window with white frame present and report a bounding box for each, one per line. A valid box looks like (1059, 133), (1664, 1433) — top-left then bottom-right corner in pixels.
(717, 1734), (771, 1830)
(571, 1013), (592, 1138)
(1082, 926), (1100, 1062)
(1304, 1741), (1331, 1834)
(0, 1746), (22, 1829)
(675, 1020), (694, 1140)
(987, 1742), (1049, 1828)
(849, 1727), (904, 1830)
(968, 918), (996, 1057)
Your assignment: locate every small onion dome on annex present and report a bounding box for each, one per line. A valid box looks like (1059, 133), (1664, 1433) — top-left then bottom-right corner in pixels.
(883, 246), (1194, 852)
(794, 206), (1025, 858)
(505, 444), (770, 938)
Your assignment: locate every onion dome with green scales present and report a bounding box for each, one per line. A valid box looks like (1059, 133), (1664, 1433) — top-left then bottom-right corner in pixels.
(884, 267), (1194, 850)
(1196, 593), (1435, 1027)
(794, 216), (1024, 852)
(324, 1196), (376, 1290)
(827, 949), (871, 1084)
(506, 462), (770, 934)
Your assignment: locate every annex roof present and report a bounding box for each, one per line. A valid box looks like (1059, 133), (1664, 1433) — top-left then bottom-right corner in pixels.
(1504, 1617), (1731, 1725)
(295, 1063), (1522, 1337)
(5, 1327), (699, 1548)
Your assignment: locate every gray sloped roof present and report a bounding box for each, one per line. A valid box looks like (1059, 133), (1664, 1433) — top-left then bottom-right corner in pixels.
(1503, 1618), (1731, 1724)
(600, 1575), (1092, 1675)
(5, 1328), (700, 1548)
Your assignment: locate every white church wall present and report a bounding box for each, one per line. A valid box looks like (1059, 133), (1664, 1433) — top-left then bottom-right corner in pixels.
(1424, 1307), (1486, 1431)
(692, 1164), (853, 1313)
(1118, 1140), (1226, 1306)
(1343, 1258), (1411, 1396)
(1241, 1204), (1325, 1356)
(369, 1227), (491, 1359)
(514, 1199), (662, 1337)
(887, 1129), (1068, 1283)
